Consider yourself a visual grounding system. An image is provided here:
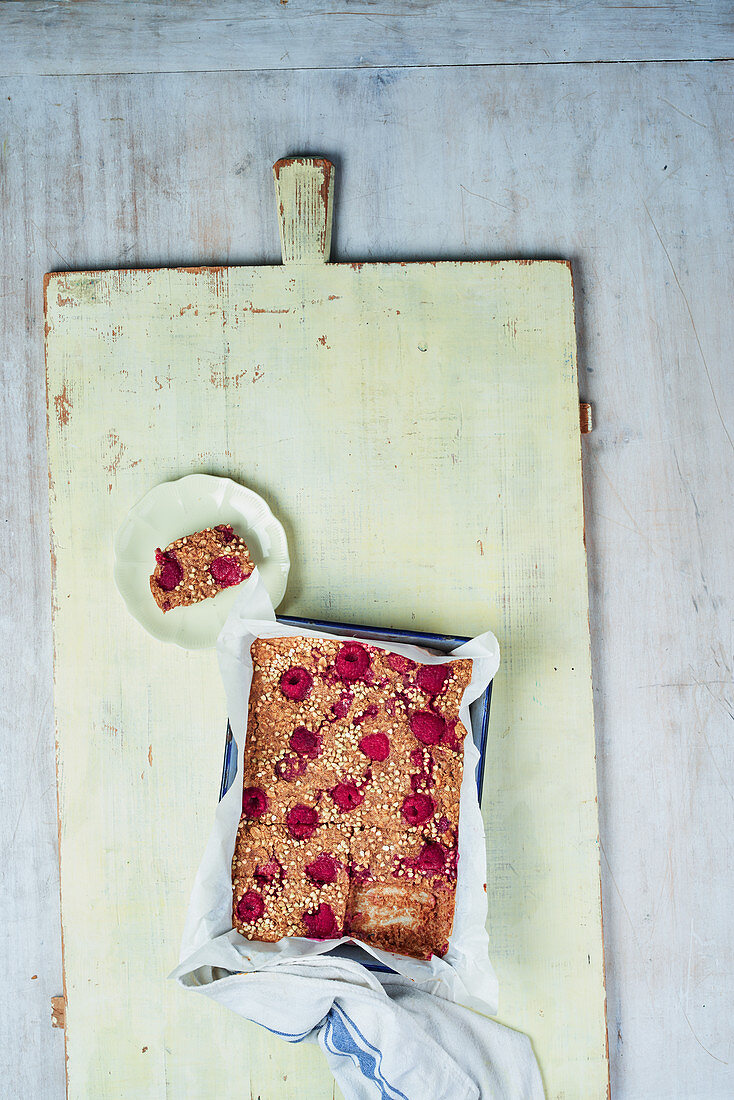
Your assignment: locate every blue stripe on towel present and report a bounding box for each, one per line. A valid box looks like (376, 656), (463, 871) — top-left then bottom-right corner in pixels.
(260, 1023), (312, 1042)
(322, 1003), (409, 1100)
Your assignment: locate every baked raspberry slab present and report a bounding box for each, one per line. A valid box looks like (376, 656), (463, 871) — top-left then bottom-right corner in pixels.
(232, 635), (473, 958)
(149, 525), (253, 612)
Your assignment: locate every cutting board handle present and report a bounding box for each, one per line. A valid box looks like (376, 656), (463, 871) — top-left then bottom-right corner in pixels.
(273, 157), (334, 265)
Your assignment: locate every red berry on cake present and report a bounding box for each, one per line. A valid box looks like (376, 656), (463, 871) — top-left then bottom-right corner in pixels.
(302, 903), (340, 939)
(330, 781), (365, 812)
(274, 755), (307, 781)
(332, 691), (354, 718)
(416, 664), (449, 695)
(209, 555), (244, 587)
(254, 859), (283, 886)
(154, 549), (183, 592)
(335, 642), (371, 682)
(409, 711), (446, 745)
(289, 726), (321, 758)
(242, 786), (268, 818)
(286, 804), (319, 839)
(358, 732), (390, 761)
(416, 842), (446, 874)
(236, 890), (265, 923)
(401, 793), (435, 826)
(305, 854), (340, 885)
(280, 667), (314, 701)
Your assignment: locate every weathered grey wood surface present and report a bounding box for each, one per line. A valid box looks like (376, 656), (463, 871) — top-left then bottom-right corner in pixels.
(3, 0), (734, 74)
(1, 11), (733, 1098)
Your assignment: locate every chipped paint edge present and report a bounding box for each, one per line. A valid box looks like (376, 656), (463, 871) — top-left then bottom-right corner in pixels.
(43, 271), (70, 1099)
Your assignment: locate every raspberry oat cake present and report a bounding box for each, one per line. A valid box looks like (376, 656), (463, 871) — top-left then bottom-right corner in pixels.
(150, 525), (254, 613)
(232, 637), (473, 959)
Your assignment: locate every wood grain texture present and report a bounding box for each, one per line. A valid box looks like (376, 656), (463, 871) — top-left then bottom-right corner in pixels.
(2, 0), (733, 76)
(274, 157), (335, 263)
(46, 255), (604, 1098)
(1, 59), (733, 1100)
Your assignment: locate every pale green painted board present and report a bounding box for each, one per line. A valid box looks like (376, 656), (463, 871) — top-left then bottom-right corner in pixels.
(46, 258), (607, 1098)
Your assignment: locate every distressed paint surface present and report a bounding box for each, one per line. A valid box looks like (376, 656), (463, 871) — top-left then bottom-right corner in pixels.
(274, 158), (335, 263)
(46, 257), (606, 1098)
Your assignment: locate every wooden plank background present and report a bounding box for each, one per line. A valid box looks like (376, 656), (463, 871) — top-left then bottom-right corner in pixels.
(3, 0), (733, 73)
(1, 10), (733, 1098)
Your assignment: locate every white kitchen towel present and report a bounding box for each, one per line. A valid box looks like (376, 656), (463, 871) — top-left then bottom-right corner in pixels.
(175, 955), (545, 1100)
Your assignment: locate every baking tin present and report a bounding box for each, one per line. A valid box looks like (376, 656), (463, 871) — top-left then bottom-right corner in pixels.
(218, 614), (493, 973)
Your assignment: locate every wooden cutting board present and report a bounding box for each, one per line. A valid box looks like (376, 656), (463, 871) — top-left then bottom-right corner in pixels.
(45, 158), (607, 1099)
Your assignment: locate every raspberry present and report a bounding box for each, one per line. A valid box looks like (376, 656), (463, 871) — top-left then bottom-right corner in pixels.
(335, 642), (370, 682)
(254, 859), (283, 886)
(348, 862), (372, 884)
(353, 704), (379, 726)
(387, 653), (417, 674)
(437, 815), (451, 833)
(236, 890), (264, 923)
(305, 854), (339, 885)
(416, 665), (449, 695)
(214, 524), (235, 542)
(209, 555), (244, 587)
(410, 711), (445, 745)
(302, 903), (340, 940)
(416, 842), (446, 874)
(332, 691), (354, 719)
(330, 781), (365, 813)
(440, 727), (462, 752)
(280, 667), (313, 701)
(286, 804), (319, 839)
(401, 794), (435, 826)
(242, 786), (268, 818)
(274, 755), (307, 781)
(289, 726), (321, 758)
(358, 732), (390, 762)
(155, 549), (183, 592)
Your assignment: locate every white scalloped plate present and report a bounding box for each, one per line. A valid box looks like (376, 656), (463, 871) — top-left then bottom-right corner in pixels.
(113, 474), (290, 649)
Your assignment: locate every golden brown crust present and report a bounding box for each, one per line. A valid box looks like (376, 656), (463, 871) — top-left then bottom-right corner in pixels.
(233, 636), (472, 958)
(149, 525), (253, 612)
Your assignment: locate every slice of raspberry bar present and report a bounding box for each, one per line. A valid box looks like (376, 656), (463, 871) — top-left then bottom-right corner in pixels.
(150, 524), (254, 612)
(232, 823), (351, 941)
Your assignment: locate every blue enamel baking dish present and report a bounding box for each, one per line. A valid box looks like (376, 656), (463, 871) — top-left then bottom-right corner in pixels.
(219, 615), (493, 973)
